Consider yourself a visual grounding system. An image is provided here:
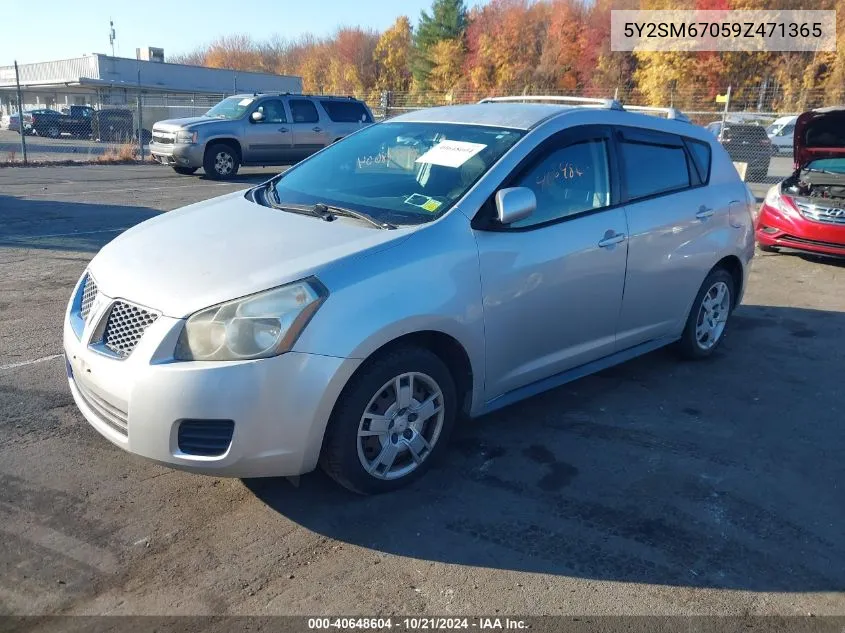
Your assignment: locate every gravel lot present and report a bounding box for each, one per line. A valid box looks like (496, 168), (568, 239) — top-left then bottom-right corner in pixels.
(0, 165), (843, 617)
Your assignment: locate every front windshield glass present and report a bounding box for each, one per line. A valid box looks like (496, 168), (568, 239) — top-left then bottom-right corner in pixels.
(273, 122), (524, 225)
(806, 158), (845, 173)
(205, 96), (255, 120)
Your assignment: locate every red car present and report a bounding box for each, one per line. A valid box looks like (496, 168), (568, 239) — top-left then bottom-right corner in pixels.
(756, 107), (845, 257)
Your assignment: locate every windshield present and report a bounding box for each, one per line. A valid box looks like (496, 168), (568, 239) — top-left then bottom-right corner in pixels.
(806, 158), (845, 173)
(205, 96), (255, 120)
(273, 122), (524, 225)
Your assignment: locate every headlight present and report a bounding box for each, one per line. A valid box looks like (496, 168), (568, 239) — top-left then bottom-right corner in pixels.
(174, 278), (328, 361)
(175, 129), (198, 144)
(764, 184), (797, 216)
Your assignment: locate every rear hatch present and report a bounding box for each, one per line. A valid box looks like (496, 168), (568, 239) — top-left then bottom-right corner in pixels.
(793, 107), (845, 169)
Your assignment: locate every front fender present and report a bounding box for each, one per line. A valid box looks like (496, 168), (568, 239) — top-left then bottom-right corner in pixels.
(293, 211), (487, 412)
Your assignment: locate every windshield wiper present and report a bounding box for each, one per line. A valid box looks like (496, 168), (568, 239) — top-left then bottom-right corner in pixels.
(312, 203), (396, 230)
(262, 184), (395, 229)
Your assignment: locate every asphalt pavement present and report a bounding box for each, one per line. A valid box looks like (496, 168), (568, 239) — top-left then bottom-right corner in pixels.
(0, 164), (843, 617)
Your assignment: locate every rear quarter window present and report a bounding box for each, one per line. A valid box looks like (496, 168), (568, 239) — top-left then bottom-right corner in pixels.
(320, 100), (372, 123)
(685, 138), (712, 183)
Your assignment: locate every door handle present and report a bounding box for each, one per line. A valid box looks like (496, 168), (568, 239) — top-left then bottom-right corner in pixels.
(696, 206), (715, 220)
(278, 127), (288, 133)
(312, 126), (322, 132)
(597, 232), (626, 248)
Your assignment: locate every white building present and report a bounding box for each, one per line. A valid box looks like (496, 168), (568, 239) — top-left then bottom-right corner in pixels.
(0, 51), (303, 119)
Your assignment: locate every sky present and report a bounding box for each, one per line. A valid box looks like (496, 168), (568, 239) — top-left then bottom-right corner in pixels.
(0, 0), (487, 67)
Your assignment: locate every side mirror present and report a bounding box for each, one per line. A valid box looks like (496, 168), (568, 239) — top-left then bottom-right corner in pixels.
(250, 110), (264, 123)
(495, 187), (536, 225)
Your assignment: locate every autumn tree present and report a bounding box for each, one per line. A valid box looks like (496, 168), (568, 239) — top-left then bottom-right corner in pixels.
(464, 0), (549, 93)
(374, 16), (413, 92)
(203, 35), (262, 72)
(412, 0), (468, 89)
(535, 0), (585, 91)
(427, 39), (466, 92)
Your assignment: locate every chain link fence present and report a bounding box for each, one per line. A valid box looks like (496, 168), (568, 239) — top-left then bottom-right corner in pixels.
(1, 82), (822, 184)
(0, 92), (223, 165)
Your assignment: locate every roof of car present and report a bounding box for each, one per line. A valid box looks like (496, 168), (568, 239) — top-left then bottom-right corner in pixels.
(389, 103), (580, 130)
(389, 102), (700, 133)
(230, 92), (364, 101)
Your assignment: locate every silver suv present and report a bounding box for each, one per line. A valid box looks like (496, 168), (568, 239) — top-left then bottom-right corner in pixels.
(149, 93), (374, 179)
(65, 96), (755, 494)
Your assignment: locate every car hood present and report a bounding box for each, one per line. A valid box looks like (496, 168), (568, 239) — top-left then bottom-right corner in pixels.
(152, 116), (232, 132)
(89, 191), (411, 318)
(793, 108), (845, 167)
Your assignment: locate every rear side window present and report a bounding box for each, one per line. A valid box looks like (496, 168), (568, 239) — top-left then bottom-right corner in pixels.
(685, 138), (712, 183)
(320, 100), (372, 123)
(289, 99), (319, 124)
(620, 140), (690, 200)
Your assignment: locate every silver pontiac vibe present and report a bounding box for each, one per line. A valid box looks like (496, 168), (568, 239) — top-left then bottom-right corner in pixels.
(65, 96), (755, 494)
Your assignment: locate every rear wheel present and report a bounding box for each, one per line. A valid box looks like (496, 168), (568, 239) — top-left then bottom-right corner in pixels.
(320, 347), (457, 494)
(172, 166), (198, 175)
(203, 143), (240, 180)
(46, 125), (60, 139)
(677, 268), (735, 360)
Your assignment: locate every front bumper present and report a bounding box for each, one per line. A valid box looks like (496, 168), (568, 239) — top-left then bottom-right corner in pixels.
(756, 202), (845, 257)
(63, 309), (360, 478)
(149, 141), (204, 168)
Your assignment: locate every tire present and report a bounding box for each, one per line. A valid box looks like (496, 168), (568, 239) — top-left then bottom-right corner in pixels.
(172, 166), (198, 175)
(46, 125), (60, 139)
(203, 143), (240, 180)
(677, 268), (735, 360)
(320, 346), (458, 495)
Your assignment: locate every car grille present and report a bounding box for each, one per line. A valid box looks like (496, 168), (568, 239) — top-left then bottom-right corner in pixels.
(795, 201), (845, 226)
(75, 377), (128, 436)
(101, 301), (159, 358)
(779, 234), (845, 251)
(80, 274), (98, 322)
(152, 132), (174, 145)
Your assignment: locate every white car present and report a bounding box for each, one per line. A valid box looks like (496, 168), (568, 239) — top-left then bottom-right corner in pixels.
(767, 115), (797, 155)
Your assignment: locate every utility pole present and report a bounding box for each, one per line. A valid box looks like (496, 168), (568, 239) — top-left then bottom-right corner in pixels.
(14, 61), (27, 164)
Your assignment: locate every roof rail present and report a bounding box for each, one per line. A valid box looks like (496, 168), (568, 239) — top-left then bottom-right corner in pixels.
(621, 105), (690, 122)
(478, 95), (623, 111)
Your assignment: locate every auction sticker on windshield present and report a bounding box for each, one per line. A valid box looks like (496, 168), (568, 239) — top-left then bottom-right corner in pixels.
(238, 98), (255, 106)
(415, 140), (487, 168)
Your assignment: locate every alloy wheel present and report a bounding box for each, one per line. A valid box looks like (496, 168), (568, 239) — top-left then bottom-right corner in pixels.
(214, 151), (234, 176)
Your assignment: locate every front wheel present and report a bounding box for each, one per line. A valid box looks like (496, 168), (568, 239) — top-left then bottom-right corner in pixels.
(172, 166), (198, 175)
(320, 347), (457, 494)
(677, 268), (735, 360)
(203, 143), (240, 180)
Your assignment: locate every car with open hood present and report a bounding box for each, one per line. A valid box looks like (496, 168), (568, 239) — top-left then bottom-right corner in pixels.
(65, 96), (755, 494)
(756, 107), (845, 257)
